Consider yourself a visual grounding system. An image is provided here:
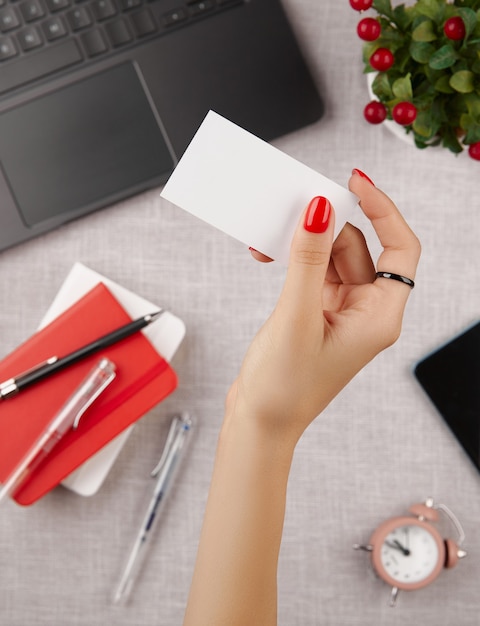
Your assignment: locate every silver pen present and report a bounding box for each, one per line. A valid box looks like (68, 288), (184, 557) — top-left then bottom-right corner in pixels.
(0, 358), (116, 505)
(113, 411), (194, 605)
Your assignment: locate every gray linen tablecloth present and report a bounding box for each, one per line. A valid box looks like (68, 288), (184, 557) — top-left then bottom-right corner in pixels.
(1, 1), (479, 624)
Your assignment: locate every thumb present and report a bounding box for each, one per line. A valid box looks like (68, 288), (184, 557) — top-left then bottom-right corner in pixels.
(278, 196), (335, 315)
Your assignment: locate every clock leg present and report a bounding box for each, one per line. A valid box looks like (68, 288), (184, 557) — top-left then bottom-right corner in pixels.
(389, 586), (399, 607)
(353, 544), (373, 552)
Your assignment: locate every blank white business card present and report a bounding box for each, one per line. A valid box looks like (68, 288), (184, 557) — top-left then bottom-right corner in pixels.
(161, 111), (358, 266)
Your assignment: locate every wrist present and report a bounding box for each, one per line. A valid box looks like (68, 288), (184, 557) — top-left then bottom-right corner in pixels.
(221, 401), (298, 470)
(224, 379), (316, 456)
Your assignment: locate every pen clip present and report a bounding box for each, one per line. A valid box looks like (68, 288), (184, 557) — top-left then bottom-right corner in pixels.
(71, 358), (117, 430)
(151, 412), (192, 478)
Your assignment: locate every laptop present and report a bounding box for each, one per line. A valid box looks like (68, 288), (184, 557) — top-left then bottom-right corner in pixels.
(0, 0), (324, 252)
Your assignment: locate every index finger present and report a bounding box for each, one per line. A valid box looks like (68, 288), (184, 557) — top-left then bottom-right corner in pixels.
(348, 172), (421, 286)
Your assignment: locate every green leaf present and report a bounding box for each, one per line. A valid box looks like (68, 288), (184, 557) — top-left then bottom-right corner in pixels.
(415, 0), (442, 22)
(413, 110), (440, 138)
(464, 123), (480, 144)
(362, 42), (378, 66)
(459, 113), (480, 144)
(431, 96), (450, 124)
(412, 19), (437, 42)
(460, 113), (474, 129)
(435, 75), (455, 93)
(392, 74), (413, 99)
(413, 136), (430, 149)
(410, 41), (436, 63)
(429, 44), (459, 69)
(372, 72), (394, 99)
(424, 64), (444, 84)
(395, 45), (416, 72)
(414, 132), (442, 149)
(472, 57), (480, 75)
(450, 70), (475, 92)
(442, 126), (464, 153)
(392, 5), (414, 31)
(376, 22), (407, 48)
(372, 0), (394, 20)
(464, 93), (480, 118)
(457, 8), (478, 38)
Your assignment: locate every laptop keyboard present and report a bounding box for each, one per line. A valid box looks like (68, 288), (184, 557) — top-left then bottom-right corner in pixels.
(0, 0), (242, 95)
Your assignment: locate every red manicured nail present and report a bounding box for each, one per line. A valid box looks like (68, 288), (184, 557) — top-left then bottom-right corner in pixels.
(352, 168), (375, 186)
(304, 196), (331, 233)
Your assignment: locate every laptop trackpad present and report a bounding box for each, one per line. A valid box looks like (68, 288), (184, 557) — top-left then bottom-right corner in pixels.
(0, 63), (175, 227)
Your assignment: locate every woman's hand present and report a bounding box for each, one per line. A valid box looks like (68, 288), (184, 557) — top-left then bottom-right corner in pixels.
(226, 170), (421, 445)
(184, 170), (421, 626)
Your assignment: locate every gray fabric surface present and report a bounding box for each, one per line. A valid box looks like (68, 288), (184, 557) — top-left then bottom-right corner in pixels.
(1, 1), (480, 624)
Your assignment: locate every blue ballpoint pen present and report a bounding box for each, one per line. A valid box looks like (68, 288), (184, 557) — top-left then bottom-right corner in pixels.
(113, 412), (194, 604)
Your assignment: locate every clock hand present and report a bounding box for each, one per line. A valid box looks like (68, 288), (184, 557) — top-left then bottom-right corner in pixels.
(393, 539), (410, 556)
(386, 540), (410, 556)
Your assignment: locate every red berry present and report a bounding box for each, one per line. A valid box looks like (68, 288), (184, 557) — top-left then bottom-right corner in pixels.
(392, 102), (417, 125)
(349, 0), (373, 10)
(364, 101), (387, 124)
(444, 16), (466, 40)
(468, 142), (480, 160)
(357, 17), (381, 41)
(370, 48), (394, 71)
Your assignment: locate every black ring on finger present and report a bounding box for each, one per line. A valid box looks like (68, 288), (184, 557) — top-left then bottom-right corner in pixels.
(375, 272), (415, 289)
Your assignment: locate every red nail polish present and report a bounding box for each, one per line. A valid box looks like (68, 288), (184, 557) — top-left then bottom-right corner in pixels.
(352, 168), (375, 186)
(304, 196), (331, 233)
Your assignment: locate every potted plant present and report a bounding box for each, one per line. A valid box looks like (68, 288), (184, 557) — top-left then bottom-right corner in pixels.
(349, 0), (480, 160)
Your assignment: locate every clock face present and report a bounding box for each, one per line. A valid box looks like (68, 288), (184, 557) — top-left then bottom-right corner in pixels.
(380, 524), (439, 584)
(370, 516), (445, 590)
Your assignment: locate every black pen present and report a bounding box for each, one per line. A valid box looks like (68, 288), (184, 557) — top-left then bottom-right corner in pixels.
(0, 310), (164, 400)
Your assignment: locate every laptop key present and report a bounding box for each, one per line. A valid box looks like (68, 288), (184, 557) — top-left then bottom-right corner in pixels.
(66, 6), (93, 30)
(81, 28), (108, 56)
(42, 16), (68, 39)
(19, 0), (45, 22)
(162, 7), (187, 26)
(0, 36), (18, 60)
(17, 25), (43, 50)
(105, 18), (132, 46)
(0, 39), (82, 94)
(91, 0), (117, 21)
(45, 0), (71, 12)
(0, 7), (21, 32)
(120, 0), (142, 11)
(130, 9), (156, 37)
(188, 0), (214, 15)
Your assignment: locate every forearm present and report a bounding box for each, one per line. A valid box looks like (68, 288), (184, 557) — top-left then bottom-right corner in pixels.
(183, 409), (296, 626)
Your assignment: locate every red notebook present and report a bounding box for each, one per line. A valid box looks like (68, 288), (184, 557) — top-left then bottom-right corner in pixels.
(0, 283), (177, 505)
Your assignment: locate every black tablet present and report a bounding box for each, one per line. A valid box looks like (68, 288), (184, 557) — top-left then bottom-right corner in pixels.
(414, 321), (480, 473)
